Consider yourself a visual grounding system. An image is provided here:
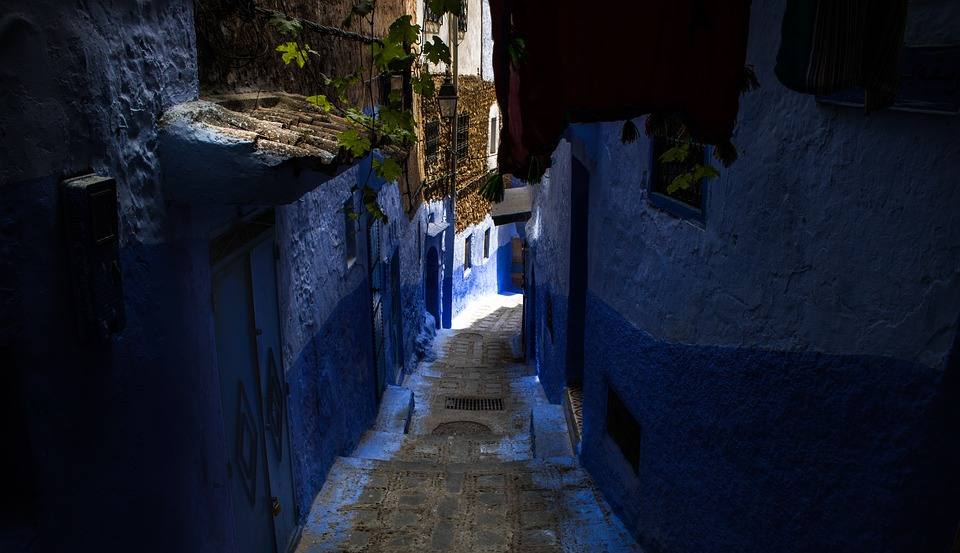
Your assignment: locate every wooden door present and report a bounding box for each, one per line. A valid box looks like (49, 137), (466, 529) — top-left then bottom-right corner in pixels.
(212, 222), (297, 553)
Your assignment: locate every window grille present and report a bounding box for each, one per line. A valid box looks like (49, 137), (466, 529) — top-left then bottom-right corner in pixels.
(458, 1), (467, 32)
(456, 114), (469, 162)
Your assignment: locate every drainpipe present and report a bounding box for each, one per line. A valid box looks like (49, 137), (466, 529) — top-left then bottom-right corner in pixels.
(441, 10), (460, 328)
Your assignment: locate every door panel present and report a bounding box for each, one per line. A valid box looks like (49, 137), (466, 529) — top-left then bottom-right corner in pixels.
(249, 239), (298, 552)
(213, 255), (275, 553)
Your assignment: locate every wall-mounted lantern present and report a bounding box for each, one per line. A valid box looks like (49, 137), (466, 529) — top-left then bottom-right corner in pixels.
(437, 75), (458, 119)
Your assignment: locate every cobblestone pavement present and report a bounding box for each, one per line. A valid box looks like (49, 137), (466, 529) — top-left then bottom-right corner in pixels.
(295, 295), (641, 552)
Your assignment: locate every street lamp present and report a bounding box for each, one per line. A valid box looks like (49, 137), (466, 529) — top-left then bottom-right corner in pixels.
(437, 75), (458, 119)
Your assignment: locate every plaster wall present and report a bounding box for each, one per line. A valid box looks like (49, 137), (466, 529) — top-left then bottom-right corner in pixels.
(416, 0), (492, 79)
(452, 214), (501, 317)
(587, 1), (960, 370)
(0, 2), (227, 552)
(524, 141), (574, 401)
(0, 3), (432, 552)
(526, 0), (960, 550)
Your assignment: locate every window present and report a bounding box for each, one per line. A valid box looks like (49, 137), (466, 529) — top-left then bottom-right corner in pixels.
(424, 121), (440, 168)
(456, 114), (469, 162)
(424, 3), (442, 32)
(606, 385), (641, 474)
(458, 0), (467, 33)
(464, 233), (473, 271)
(344, 198), (357, 266)
(488, 115), (498, 154)
(483, 228), (490, 259)
(649, 136), (708, 221)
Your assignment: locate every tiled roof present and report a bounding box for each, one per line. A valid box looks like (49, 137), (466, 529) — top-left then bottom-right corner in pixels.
(186, 92), (353, 163)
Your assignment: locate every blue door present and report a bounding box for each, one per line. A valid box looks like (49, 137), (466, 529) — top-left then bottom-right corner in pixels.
(213, 223), (297, 553)
(425, 246), (441, 329)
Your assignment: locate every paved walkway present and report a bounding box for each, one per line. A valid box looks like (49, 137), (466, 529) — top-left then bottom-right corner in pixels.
(295, 295), (641, 552)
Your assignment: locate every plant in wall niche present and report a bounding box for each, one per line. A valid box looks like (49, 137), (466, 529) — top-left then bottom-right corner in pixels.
(263, 1), (466, 221)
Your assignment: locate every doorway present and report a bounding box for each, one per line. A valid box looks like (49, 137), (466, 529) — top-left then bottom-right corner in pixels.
(211, 212), (298, 553)
(425, 246), (441, 328)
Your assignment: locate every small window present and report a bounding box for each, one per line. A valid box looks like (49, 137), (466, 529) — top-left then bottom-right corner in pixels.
(464, 233), (473, 271)
(649, 136), (708, 221)
(483, 228), (490, 259)
(458, 1), (468, 33)
(344, 198), (357, 266)
(424, 121), (440, 168)
(606, 385), (641, 474)
(456, 114), (469, 162)
(424, 3), (442, 33)
(488, 116), (498, 154)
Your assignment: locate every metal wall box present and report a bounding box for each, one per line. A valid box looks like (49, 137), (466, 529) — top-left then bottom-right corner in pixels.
(61, 174), (125, 340)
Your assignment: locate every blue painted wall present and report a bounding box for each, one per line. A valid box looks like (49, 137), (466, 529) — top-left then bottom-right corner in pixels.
(0, 3), (432, 552)
(451, 215), (505, 319)
(526, 0), (960, 550)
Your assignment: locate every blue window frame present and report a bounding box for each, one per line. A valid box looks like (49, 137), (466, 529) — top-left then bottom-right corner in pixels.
(647, 136), (711, 224)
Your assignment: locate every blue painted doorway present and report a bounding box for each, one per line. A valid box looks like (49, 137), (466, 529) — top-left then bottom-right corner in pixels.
(211, 213), (298, 553)
(425, 246), (441, 328)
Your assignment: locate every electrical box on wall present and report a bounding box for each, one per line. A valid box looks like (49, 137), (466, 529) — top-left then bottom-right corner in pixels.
(61, 174), (125, 341)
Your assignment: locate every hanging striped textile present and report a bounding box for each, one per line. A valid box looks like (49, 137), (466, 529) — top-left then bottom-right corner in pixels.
(775, 0), (908, 112)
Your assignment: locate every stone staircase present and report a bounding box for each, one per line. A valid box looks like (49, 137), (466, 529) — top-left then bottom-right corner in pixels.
(294, 296), (640, 552)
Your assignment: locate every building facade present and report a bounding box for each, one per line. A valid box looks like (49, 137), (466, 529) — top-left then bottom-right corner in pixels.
(414, 0), (517, 328)
(523, 0), (960, 551)
(0, 2), (436, 552)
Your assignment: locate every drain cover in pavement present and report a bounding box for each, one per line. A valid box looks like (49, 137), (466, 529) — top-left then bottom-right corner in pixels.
(444, 396), (504, 411)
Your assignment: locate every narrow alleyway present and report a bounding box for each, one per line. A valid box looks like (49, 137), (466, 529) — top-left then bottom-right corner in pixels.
(294, 295), (641, 552)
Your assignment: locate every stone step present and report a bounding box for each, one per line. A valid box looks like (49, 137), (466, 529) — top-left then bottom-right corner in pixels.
(350, 429), (533, 463)
(531, 403), (576, 458)
(371, 385), (414, 434)
(297, 455), (641, 553)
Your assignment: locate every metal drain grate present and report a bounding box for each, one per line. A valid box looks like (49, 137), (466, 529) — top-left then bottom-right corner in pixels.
(444, 396), (504, 411)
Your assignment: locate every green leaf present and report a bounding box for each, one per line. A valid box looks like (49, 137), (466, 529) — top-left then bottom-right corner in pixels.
(328, 73), (361, 103)
(658, 144), (691, 163)
(373, 157), (403, 182)
(667, 172), (694, 194)
(426, 0), (461, 15)
(411, 73), (436, 98)
(422, 36), (451, 65)
(269, 14), (302, 36)
(276, 42), (309, 68)
(388, 90), (403, 105)
(363, 187), (388, 222)
(306, 95), (334, 112)
(666, 163), (718, 194)
(508, 38), (526, 66)
(480, 171), (505, 203)
(387, 15), (420, 45)
(338, 129), (372, 157)
(691, 163), (720, 181)
(377, 106), (415, 144)
(343, 0), (375, 27)
(372, 39), (407, 70)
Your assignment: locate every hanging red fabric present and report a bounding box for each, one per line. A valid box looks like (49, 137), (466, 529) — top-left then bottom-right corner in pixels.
(489, 0), (753, 180)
